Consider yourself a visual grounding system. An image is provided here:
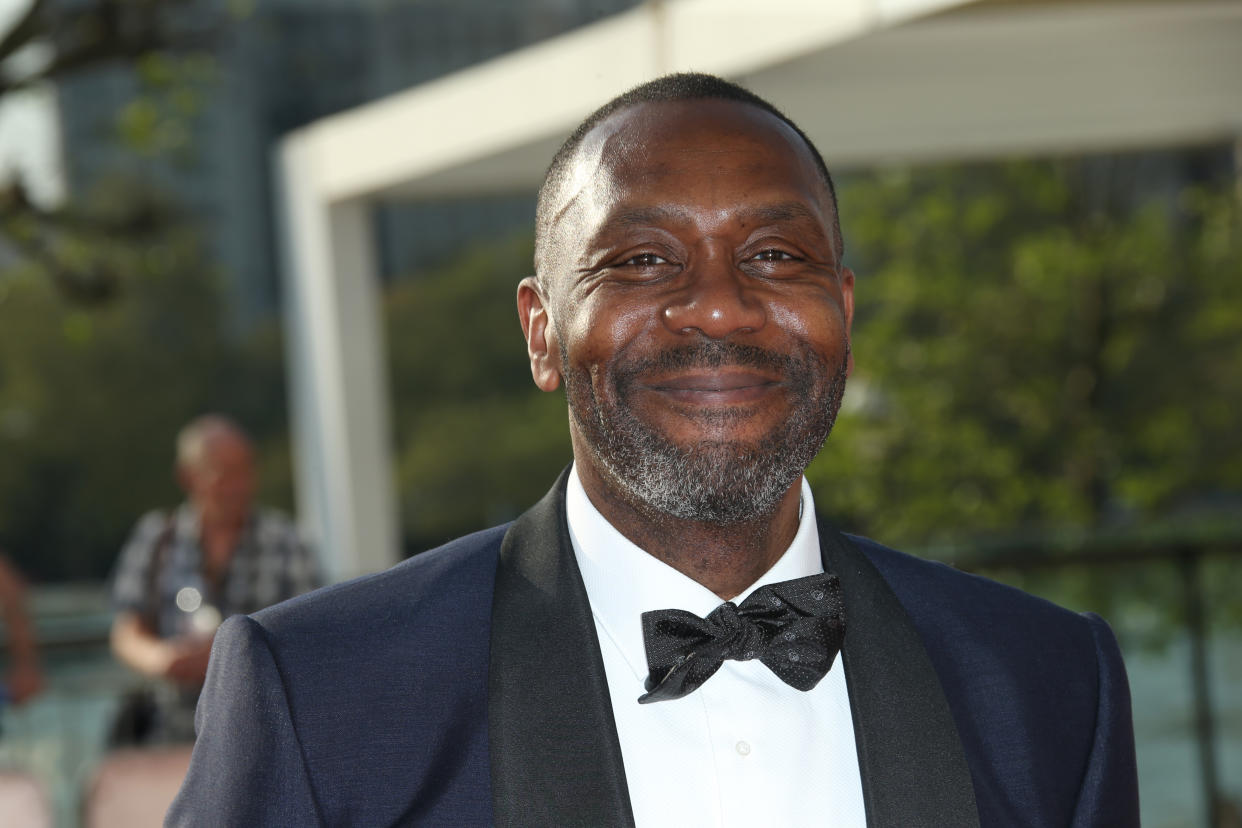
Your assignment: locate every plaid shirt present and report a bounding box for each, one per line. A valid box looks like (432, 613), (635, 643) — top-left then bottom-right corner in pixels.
(112, 503), (320, 639)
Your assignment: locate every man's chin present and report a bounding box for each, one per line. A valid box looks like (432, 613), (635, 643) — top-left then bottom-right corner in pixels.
(605, 439), (802, 525)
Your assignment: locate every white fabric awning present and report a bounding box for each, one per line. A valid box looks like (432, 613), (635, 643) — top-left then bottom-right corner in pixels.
(293, 0), (1242, 204)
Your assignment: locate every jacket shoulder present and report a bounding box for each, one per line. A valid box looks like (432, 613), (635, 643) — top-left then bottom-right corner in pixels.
(845, 535), (1134, 826)
(845, 533), (1102, 685)
(848, 534), (1088, 633)
(253, 522), (508, 639)
(214, 523), (508, 825)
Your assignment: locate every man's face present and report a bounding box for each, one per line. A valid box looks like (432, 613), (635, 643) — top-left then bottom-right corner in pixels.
(520, 99), (854, 524)
(183, 432), (256, 528)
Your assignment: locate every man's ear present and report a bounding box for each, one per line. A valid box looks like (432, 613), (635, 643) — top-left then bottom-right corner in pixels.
(841, 266), (856, 377)
(517, 276), (562, 392)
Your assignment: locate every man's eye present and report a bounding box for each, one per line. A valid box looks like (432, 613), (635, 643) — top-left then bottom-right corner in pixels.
(623, 253), (670, 267)
(753, 249), (795, 262)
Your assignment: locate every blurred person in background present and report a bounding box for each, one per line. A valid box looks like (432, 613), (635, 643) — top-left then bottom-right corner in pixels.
(0, 554), (44, 710)
(108, 414), (318, 743)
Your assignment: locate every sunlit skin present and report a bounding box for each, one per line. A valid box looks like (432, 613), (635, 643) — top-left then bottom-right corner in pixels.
(519, 99), (854, 599)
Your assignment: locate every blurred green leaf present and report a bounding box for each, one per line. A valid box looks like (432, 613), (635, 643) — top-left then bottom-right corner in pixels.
(807, 160), (1242, 629)
(385, 233), (571, 551)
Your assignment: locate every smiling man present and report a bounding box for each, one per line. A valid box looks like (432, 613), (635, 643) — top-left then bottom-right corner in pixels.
(169, 74), (1139, 827)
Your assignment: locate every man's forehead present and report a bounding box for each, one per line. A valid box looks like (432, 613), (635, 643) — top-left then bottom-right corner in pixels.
(201, 430), (253, 463)
(553, 98), (826, 221)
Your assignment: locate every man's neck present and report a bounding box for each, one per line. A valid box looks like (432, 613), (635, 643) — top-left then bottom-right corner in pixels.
(194, 508), (248, 583)
(574, 463), (803, 601)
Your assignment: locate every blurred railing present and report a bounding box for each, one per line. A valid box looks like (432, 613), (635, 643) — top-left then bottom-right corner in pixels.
(0, 585), (132, 828)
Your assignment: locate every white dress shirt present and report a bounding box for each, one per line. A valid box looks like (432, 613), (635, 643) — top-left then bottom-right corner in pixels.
(567, 467), (867, 827)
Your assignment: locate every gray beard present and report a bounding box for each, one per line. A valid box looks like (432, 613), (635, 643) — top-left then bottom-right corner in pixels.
(565, 338), (849, 525)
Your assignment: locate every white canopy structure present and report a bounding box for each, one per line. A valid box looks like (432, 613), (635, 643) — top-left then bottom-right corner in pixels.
(274, 0), (1242, 580)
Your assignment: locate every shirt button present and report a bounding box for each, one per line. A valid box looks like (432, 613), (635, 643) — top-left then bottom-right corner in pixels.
(735, 741), (751, 756)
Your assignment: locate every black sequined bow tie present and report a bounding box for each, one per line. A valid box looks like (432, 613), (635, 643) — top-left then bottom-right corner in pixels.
(638, 572), (846, 704)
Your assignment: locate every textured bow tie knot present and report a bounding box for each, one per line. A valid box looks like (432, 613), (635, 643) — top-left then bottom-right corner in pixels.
(639, 572), (846, 704)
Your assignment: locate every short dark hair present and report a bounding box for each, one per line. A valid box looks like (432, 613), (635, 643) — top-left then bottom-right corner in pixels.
(534, 72), (842, 275)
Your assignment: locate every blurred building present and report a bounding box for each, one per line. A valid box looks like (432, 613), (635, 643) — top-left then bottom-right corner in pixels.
(55, 0), (642, 329)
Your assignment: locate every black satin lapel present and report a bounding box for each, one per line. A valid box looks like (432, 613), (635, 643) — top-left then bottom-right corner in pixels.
(820, 522), (980, 828)
(489, 469), (635, 827)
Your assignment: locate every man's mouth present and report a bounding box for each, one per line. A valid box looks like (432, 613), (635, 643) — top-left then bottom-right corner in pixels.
(644, 370), (782, 403)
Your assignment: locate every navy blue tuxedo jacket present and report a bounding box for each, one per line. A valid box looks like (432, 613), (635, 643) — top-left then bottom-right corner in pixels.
(168, 473), (1139, 826)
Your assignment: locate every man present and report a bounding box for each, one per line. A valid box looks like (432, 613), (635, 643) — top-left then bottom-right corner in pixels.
(111, 414), (319, 742)
(169, 75), (1138, 826)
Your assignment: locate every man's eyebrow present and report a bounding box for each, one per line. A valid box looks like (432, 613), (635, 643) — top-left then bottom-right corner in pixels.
(740, 201), (826, 226)
(610, 206), (687, 227)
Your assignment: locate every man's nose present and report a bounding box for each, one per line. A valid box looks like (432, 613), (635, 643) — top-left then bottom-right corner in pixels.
(660, 254), (766, 338)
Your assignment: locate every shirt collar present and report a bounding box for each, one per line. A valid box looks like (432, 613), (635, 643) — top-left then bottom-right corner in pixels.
(567, 464), (822, 684)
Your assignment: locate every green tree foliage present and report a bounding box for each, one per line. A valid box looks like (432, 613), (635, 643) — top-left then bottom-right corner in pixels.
(0, 0), (224, 302)
(806, 161), (1242, 632)
(386, 234), (570, 552)
(0, 2), (286, 582)
(809, 161), (1242, 546)
(0, 201), (291, 581)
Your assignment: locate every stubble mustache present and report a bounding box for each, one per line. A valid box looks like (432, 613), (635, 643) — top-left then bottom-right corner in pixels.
(612, 339), (816, 397)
